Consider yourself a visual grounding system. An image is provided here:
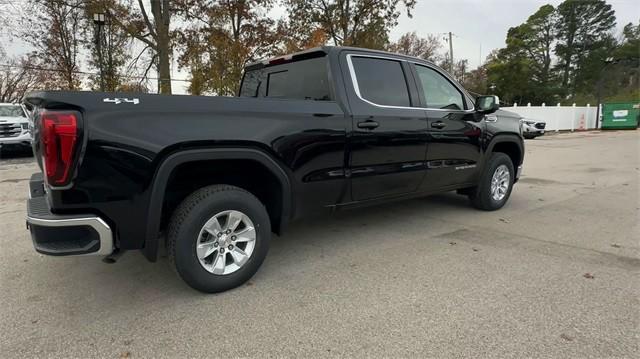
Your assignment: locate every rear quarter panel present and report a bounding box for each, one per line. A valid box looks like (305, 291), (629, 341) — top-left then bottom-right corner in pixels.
(32, 93), (347, 249)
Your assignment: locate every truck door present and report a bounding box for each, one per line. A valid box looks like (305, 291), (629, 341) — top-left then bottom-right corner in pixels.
(343, 53), (428, 201)
(410, 63), (483, 190)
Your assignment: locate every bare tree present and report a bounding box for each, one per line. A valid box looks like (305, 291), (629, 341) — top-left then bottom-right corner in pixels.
(0, 0), (29, 31)
(0, 49), (44, 102)
(21, 0), (85, 90)
(388, 31), (442, 62)
(110, 0), (173, 94)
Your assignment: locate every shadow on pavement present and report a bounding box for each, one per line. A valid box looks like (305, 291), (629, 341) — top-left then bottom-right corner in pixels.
(0, 145), (34, 163)
(17, 192), (474, 305)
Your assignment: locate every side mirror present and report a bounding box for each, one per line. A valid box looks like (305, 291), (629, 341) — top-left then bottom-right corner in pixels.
(475, 95), (500, 114)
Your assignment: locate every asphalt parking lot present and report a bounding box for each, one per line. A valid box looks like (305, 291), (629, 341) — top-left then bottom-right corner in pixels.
(1, 130), (638, 358)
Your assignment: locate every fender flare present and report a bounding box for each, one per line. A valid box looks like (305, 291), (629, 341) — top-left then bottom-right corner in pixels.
(485, 133), (524, 165)
(142, 147), (293, 261)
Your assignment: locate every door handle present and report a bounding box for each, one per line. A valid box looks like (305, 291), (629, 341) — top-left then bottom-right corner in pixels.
(357, 120), (379, 130)
(431, 121), (447, 129)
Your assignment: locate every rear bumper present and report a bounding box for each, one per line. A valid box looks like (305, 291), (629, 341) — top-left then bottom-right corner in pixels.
(26, 173), (114, 256)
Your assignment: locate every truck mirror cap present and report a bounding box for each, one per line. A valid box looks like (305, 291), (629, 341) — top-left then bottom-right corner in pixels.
(476, 95), (500, 114)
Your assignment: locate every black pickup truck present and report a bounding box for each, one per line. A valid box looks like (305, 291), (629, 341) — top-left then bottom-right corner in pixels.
(24, 46), (524, 292)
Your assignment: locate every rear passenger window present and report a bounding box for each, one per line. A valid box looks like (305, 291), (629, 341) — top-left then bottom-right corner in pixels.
(350, 56), (411, 107)
(239, 56), (331, 101)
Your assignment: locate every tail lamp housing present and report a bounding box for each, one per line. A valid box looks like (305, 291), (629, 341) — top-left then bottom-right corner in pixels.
(40, 110), (82, 187)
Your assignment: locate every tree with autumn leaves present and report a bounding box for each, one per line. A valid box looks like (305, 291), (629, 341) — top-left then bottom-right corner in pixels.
(176, 0), (417, 96)
(4, 0), (637, 104)
(176, 0), (282, 96)
(10, 0), (418, 96)
(387, 31), (441, 62)
(284, 0), (416, 49)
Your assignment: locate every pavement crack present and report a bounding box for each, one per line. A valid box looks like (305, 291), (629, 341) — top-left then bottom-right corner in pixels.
(0, 177), (29, 184)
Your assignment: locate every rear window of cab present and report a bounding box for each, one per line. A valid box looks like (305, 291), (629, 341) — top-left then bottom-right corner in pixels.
(239, 56), (332, 101)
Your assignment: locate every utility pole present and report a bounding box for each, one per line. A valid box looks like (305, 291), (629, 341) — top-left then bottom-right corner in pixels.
(596, 58), (621, 129)
(448, 32), (454, 75)
(93, 13), (106, 92)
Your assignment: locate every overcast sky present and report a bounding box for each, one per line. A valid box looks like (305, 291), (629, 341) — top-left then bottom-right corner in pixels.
(1, 0), (638, 94)
(386, 0), (639, 69)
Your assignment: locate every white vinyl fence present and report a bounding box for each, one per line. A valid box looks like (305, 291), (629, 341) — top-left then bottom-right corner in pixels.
(502, 103), (599, 131)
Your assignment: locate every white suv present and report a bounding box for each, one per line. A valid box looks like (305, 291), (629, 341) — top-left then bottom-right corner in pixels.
(521, 119), (546, 139)
(0, 103), (31, 149)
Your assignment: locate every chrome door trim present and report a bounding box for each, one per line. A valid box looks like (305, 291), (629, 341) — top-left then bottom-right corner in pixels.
(345, 53), (476, 113)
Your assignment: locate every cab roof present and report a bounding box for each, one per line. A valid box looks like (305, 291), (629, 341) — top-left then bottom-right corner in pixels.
(244, 46), (436, 71)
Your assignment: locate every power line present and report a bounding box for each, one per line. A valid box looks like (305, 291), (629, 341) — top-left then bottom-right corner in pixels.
(0, 63), (192, 82)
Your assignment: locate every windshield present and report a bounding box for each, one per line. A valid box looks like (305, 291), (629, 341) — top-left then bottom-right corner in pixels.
(0, 105), (26, 117)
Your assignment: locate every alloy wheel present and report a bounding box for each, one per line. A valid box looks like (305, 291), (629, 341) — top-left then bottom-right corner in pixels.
(490, 164), (510, 202)
(196, 210), (256, 275)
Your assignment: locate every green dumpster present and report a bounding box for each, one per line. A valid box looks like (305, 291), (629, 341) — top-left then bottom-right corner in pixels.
(601, 102), (640, 129)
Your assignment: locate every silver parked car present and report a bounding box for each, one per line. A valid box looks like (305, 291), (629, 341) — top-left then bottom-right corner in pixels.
(522, 119), (546, 139)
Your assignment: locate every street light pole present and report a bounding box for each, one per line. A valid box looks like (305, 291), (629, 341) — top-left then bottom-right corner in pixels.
(93, 13), (106, 92)
(448, 32), (454, 75)
(595, 57), (619, 129)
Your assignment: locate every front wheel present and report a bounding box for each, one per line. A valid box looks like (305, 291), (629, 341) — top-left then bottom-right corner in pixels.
(167, 185), (271, 293)
(468, 153), (515, 211)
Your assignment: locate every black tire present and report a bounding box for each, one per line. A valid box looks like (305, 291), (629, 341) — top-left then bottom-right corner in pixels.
(167, 185), (271, 293)
(523, 134), (535, 139)
(468, 153), (515, 211)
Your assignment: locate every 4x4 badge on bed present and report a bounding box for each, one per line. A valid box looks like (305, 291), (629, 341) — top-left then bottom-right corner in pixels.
(103, 98), (139, 105)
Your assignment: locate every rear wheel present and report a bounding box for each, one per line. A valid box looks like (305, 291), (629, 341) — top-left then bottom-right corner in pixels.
(167, 185), (271, 293)
(468, 153), (515, 211)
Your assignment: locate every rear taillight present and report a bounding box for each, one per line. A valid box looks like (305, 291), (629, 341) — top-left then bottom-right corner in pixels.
(40, 111), (80, 187)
